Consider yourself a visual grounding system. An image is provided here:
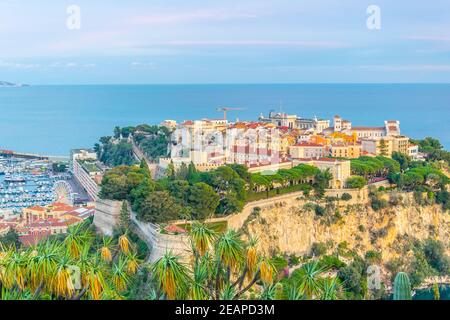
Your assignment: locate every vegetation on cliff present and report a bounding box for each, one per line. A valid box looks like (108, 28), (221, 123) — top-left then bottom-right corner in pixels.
(94, 136), (135, 167)
(100, 161), (328, 223)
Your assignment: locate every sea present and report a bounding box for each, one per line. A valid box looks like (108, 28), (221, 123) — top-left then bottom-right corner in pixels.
(0, 84), (448, 156)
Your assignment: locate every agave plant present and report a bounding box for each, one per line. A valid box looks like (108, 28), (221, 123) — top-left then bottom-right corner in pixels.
(291, 261), (327, 299)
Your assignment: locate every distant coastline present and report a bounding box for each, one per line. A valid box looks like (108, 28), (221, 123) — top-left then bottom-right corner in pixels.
(0, 81), (29, 87)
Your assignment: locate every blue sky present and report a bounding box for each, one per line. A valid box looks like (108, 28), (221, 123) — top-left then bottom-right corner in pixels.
(1, 0), (450, 84)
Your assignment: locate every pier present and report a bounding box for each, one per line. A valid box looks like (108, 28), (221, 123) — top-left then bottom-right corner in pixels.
(0, 149), (69, 162)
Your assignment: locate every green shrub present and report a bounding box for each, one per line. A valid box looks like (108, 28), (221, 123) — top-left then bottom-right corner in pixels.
(341, 193), (352, 201)
(370, 196), (388, 211)
(310, 242), (327, 257)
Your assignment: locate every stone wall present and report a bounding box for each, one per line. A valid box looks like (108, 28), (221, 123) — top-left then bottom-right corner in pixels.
(93, 198), (122, 236)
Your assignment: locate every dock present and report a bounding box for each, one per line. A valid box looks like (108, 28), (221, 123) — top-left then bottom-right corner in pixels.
(0, 149), (69, 162)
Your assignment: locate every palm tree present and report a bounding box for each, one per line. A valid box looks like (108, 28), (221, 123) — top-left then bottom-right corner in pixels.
(189, 222), (217, 257)
(64, 222), (92, 259)
(150, 224), (282, 300)
(151, 251), (190, 300)
(100, 236), (114, 263)
(0, 220), (147, 301)
(118, 234), (132, 255)
(112, 257), (130, 292)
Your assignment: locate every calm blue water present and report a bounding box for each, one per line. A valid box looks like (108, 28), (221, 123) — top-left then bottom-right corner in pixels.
(0, 84), (448, 156)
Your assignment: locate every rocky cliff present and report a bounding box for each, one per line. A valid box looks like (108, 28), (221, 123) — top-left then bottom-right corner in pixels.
(242, 193), (450, 263)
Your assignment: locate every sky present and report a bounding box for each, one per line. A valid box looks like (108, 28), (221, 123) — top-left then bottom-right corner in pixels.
(0, 0), (450, 84)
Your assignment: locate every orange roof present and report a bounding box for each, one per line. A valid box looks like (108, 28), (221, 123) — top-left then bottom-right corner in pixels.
(19, 232), (51, 246)
(352, 126), (385, 131)
(165, 225), (187, 234)
(28, 206), (45, 212)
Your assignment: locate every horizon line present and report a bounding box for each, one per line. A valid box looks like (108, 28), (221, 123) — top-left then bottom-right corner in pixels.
(10, 82), (450, 86)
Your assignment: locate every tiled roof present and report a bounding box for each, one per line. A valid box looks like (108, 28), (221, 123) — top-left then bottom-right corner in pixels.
(27, 206), (45, 211)
(165, 225), (187, 234)
(352, 126), (385, 131)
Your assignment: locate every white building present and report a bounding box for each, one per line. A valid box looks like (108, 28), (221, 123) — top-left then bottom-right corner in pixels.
(71, 149), (102, 201)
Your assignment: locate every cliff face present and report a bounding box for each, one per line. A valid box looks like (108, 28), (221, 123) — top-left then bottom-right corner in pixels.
(244, 194), (450, 262)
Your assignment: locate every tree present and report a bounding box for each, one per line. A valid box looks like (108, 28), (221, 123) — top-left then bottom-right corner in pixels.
(392, 152), (411, 172)
(217, 193), (244, 216)
(187, 162), (198, 183)
(119, 201), (131, 231)
(114, 126), (121, 139)
(378, 139), (389, 157)
(151, 226), (279, 300)
(313, 169), (332, 197)
(0, 220), (145, 300)
(346, 176), (367, 189)
(139, 159), (151, 176)
(176, 162), (189, 180)
(137, 191), (181, 223)
(167, 180), (190, 206)
(188, 183), (220, 220)
(166, 161), (176, 180)
(0, 229), (21, 248)
(423, 239), (450, 274)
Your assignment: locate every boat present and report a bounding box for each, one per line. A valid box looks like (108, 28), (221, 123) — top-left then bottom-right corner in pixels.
(4, 174), (26, 183)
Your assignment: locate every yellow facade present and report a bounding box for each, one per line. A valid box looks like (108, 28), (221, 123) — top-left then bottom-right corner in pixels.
(330, 144), (361, 159)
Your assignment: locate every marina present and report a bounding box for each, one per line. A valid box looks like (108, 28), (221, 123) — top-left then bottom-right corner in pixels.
(0, 157), (62, 211)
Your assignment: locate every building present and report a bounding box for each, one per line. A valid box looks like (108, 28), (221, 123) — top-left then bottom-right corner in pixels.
(385, 120), (401, 136)
(289, 142), (327, 159)
(391, 135), (410, 155)
(227, 122), (283, 166)
(259, 111), (298, 129)
(293, 158), (351, 189)
(333, 115), (352, 132)
(361, 135), (410, 157)
(0, 202), (95, 246)
(170, 119), (228, 165)
(351, 127), (386, 140)
(160, 120), (177, 129)
(259, 111), (330, 132)
(329, 143), (362, 159)
(315, 119), (331, 133)
(407, 144), (420, 160)
(361, 138), (393, 157)
(71, 149), (102, 200)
